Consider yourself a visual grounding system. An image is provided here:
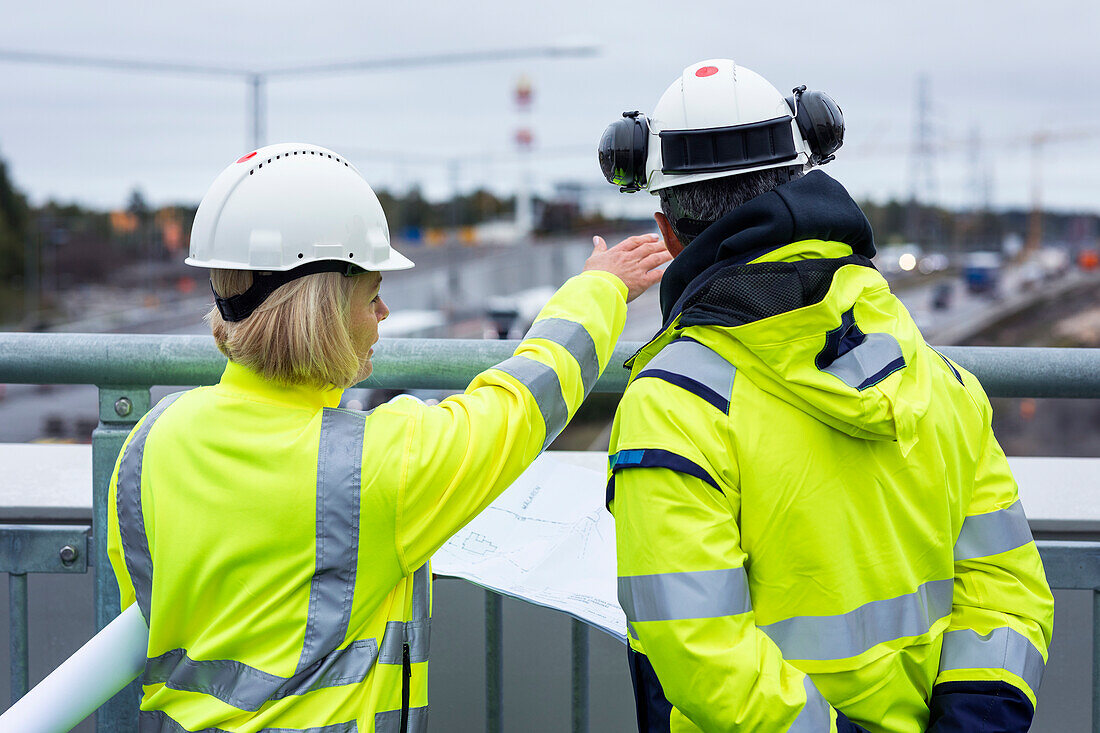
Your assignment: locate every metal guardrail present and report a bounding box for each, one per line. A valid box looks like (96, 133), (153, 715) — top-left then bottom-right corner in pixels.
(1, 333), (1100, 731)
(5, 333), (1100, 397)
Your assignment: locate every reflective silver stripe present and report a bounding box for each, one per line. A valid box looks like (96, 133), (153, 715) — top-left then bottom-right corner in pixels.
(644, 339), (735, 406)
(146, 639), (379, 711)
(412, 563), (430, 622)
(379, 564), (432, 664)
(375, 706), (428, 733)
(379, 621), (406, 664)
(140, 709), (358, 732)
(823, 332), (905, 391)
(298, 409), (365, 673)
(788, 675), (831, 732)
(134, 405), (376, 710)
(410, 563), (431, 662)
(378, 619), (430, 665)
(492, 355), (569, 450)
(618, 568), (751, 623)
(116, 392), (186, 623)
(940, 627), (1046, 693)
(954, 501), (1034, 562)
(525, 317), (600, 395)
(760, 578), (953, 661)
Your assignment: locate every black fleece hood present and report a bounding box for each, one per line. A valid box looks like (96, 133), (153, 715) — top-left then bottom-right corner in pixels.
(660, 170), (876, 322)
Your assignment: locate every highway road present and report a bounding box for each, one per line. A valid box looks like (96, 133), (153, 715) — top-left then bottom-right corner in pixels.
(0, 245), (1086, 443)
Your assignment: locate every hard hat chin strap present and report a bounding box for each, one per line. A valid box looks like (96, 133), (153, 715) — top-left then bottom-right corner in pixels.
(212, 260), (364, 322)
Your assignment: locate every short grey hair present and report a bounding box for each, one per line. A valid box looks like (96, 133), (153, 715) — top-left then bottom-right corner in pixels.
(659, 166), (804, 247)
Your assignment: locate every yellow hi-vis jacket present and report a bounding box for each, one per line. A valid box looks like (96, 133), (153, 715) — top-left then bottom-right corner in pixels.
(107, 270), (627, 732)
(608, 240), (1054, 733)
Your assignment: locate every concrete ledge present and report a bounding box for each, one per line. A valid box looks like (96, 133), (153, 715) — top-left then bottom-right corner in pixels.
(2, 446), (1097, 538)
(0, 444), (92, 522)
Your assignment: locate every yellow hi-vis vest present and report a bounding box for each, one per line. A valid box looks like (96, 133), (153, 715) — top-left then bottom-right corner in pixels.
(107, 270), (627, 732)
(609, 241), (1054, 732)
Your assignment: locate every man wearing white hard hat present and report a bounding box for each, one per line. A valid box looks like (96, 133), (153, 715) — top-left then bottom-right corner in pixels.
(105, 143), (669, 731)
(602, 61), (1053, 732)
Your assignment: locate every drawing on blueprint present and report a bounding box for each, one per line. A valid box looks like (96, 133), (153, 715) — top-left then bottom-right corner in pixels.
(433, 455), (627, 642)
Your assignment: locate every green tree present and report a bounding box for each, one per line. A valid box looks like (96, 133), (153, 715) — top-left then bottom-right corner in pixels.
(0, 156), (30, 284)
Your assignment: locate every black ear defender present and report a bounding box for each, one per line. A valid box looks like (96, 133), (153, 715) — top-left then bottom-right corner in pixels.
(598, 111), (649, 192)
(599, 87), (843, 191)
(785, 85), (844, 165)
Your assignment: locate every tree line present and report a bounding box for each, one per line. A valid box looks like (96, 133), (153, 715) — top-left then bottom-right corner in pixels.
(0, 154), (1097, 325)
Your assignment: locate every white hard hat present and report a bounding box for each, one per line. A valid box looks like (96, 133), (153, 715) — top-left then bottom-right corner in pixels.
(597, 59), (843, 194)
(187, 142), (413, 272)
(646, 60), (811, 192)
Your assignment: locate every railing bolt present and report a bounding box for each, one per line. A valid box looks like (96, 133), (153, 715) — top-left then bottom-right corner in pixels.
(59, 545), (78, 566)
(114, 397), (133, 417)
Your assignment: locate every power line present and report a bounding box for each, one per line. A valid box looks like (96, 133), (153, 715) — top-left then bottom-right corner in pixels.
(333, 144), (593, 166)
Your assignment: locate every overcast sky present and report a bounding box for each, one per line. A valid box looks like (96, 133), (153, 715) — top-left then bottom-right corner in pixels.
(1, 0), (1098, 215)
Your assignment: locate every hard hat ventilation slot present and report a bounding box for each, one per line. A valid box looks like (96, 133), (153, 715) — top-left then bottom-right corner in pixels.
(244, 149), (351, 177)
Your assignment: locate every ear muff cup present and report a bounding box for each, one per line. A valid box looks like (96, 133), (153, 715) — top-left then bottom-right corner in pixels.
(785, 88), (844, 165)
(598, 112), (650, 192)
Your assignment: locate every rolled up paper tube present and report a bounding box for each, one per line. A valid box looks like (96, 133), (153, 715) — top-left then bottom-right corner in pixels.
(0, 604), (147, 732)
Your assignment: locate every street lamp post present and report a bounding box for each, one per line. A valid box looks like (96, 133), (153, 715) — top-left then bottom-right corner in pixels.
(249, 73), (265, 150)
(0, 43), (598, 151)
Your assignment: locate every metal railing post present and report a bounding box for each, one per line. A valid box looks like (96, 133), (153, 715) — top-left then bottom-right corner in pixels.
(1094, 590), (1100, 733)
(571, 618), (589, 733)
(0, 524), (90, 710)
(93, 386), (151, 733)
(485, 591), (503, 733)
(8, 573), (28, 705)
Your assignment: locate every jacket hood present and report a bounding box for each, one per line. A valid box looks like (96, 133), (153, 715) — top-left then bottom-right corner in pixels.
(660, 170), (876, 323)
(640, 174), (930, 453)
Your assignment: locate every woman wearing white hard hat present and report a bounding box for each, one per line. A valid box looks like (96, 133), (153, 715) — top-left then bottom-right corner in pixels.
(104, 143), (669, 731)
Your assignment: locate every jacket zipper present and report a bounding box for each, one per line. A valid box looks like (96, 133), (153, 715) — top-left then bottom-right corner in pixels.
(623, 319), (682, 371)
(400, 641), (411, 733)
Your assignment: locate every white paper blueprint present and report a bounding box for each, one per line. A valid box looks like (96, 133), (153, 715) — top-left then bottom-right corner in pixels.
(433, 454), (628, 642)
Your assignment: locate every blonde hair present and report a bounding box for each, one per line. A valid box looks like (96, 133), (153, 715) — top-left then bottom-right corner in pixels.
(205, 269), (364, 388)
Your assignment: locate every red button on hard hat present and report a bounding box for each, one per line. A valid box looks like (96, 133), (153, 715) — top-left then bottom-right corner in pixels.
(695, 66), (719, 77)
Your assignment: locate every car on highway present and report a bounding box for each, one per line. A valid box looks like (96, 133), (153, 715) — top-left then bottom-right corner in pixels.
(963, 251), (1002, 296)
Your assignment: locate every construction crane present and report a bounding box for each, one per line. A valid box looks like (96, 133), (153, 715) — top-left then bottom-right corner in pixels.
(1025, 128), (1100, 252)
